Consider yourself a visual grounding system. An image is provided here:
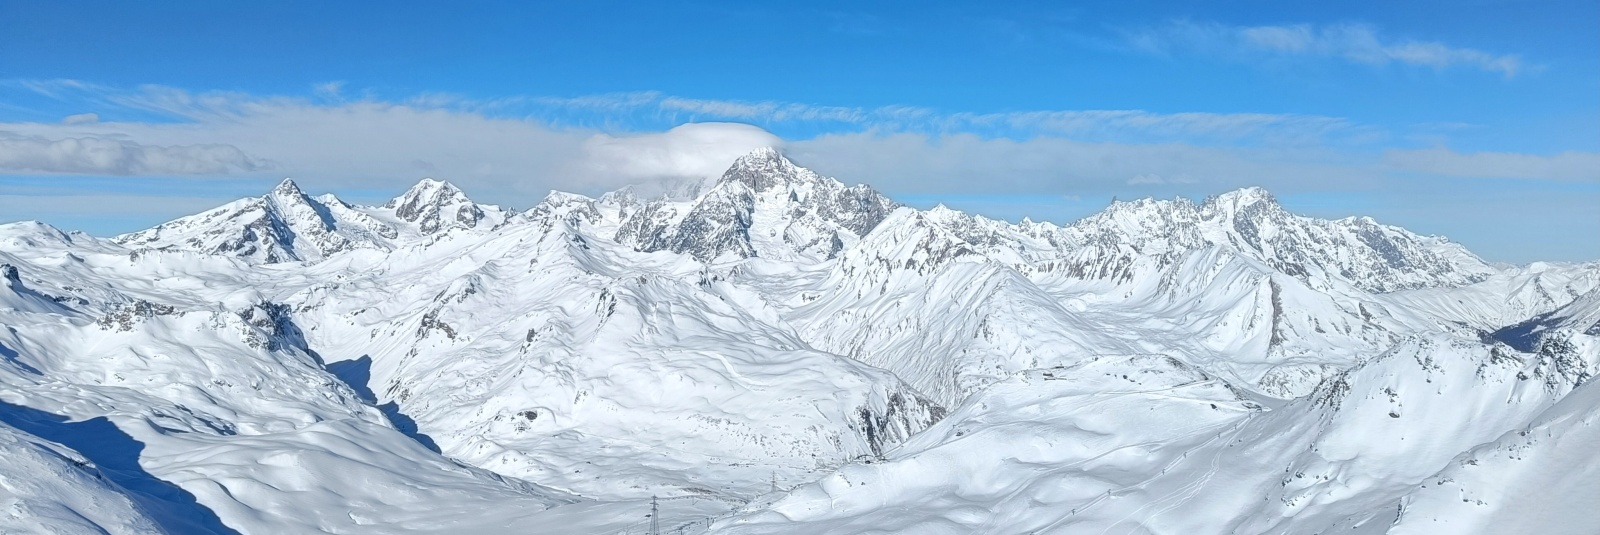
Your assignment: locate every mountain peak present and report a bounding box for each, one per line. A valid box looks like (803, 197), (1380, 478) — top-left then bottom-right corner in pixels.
(738, 146), (784, 162)
(614, 147), (897, 263)
(1206, 186), (1278, 210)
(540, 190), (594, 206)
(416, 177), (462, 194)
(924, 204), (968, 222)
(386, 178), (471, 212)
(719, 147), (804, 190)
(272, 178), (305, 198)
(385, 178), (488, 234)
(391, 178), (466, 204)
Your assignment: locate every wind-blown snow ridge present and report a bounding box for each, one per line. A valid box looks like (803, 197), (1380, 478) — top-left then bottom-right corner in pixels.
(1, 147), (1596, 533)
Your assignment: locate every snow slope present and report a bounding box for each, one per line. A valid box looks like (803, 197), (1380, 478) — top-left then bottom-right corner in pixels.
(0, 225), (593, 533)
(290, 197), (943, 500)
(0, 418), (163, 535)
(1389, 378), (1600, 535)
(1, 147), (1594, 534)
(715, 333), (1596, 534)
(1386, 261), (1600, 334)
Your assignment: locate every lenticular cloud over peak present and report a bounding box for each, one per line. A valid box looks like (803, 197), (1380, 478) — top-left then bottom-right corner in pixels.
(574, 122), (785, 184)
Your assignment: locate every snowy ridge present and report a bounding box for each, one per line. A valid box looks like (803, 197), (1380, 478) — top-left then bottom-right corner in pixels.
(115, 178), (395, 263)
(1022, 187), (1497, 293)
(376, 177), (513, 237)
(114, 177), (511, 264)
(1, 147), (1596, 533)
(1388, 261), (1600, 333)
(290, 205), (943, 500)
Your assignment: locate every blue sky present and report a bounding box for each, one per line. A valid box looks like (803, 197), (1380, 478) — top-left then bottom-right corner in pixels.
(1, 0), (1596, 262)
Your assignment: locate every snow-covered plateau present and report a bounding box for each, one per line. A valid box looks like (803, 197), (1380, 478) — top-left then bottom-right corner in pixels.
(2, 147), (1596, 534)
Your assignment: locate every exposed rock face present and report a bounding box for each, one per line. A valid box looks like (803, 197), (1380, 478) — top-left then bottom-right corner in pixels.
(114, 178), (509, 264)
(615, 148), (898, 263)
(385, 178), (489, 235)
(115, 179), (394, 263)
(1022, 187), (1495, 293)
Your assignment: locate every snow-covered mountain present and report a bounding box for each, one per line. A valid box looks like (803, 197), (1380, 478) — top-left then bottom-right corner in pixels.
(714, 332), (1597, 534)
(1041, 187), (1496, 293)
(614, 148), (898, 263)
(729, 182), (1495, 404)
(380, 178), (509, 235)
(289, 195), (943, 500)
(114, 177), (511, 263)
(2, 147), (1595, 534)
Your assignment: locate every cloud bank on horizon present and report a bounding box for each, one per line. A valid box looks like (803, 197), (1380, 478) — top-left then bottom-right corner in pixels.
(0, 2), (1596, 263)
(1, 80), (1596, 263)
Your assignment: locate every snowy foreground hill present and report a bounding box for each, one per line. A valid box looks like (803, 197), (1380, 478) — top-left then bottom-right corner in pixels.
(2, 148), (1597, 534)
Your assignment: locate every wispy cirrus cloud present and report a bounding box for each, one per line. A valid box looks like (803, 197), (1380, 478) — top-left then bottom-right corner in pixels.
(13, 80), (1374, 148)
(947, 109), (1365, 145)
(510, 91), (1371, 146)
(530, 91), (666, 112)
(1126, 21), (1529, 77)
(659, 96), (865, 123)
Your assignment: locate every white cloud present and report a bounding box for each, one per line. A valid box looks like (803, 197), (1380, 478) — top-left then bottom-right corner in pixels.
(0, 87), (1374, 211)
(312, 81), (345, 100)
(443, 87), (1364, 145)
(0, 86), (794, 204)
(62, 113), (99, 125)
(532, 91), (664, 112)
(648, 97), (1360, 144)
(951, 109), (1361, 144)
(567, 123), (783, 183)
(1130, 21), (1527, 77)
(659, 97), (865, 123)
(1, 82), (1594, 263)
(0, 82), (1372, 186)
(1238, 25), (1315, 52)
(0, 134), (267, 175)
(1384, 148), (1600, 181)
(4, 79), (102, 99)
(0, 81), (1586, 226)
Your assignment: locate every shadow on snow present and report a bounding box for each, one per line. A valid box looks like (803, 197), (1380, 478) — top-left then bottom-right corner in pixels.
(325, 355), (443, 453)
(0, 400), (239, 535)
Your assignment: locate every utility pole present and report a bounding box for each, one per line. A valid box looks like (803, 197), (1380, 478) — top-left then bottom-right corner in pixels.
(649, 495), (660, 535)
(770, 471), (777, 494)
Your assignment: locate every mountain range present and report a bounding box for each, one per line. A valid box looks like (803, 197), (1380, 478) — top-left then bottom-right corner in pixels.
(2, 148), (1596, 534)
